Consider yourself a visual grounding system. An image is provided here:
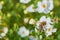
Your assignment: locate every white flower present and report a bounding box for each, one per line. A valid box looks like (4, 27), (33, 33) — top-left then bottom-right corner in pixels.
(0, 3), (2, 10)
(20, 0), (31, 4)
(0, 33), (6, 38)
(25, 4), (35, 12)
(29, 19), (35, 24)
(36, 0), (54, 14)
(24, 18), (29, 23)
(0, 27), (8, 38)
(18, 26), (29, 37)
(36, 16), (53, 29)
(45, 24), (53, 37)
(4, 27), (8, 34)
(45, 24), (57, 37)
(29, 35), (38, 40)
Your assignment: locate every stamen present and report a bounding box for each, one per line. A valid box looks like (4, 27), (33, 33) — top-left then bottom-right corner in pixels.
(48, 28), (50, 32)
(42, 4), (47, 8)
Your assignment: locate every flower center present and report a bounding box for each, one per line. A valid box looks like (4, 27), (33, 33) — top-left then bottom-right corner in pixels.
(54, 18), (56, 21)
(48, 28), (50, 32)
(22, 31), (25, 34)
(42, 4), (47, 8)
(54, 17), (58, 23)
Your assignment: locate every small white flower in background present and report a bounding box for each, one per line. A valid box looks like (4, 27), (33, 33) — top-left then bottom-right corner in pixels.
(24, 18), (29, 23)
(29, 35), (38, 40)
(29, 18), (35, 24)
(0, 27), (8, 38)
(0, 3), (2, 10)
(25, 4), (35, 12)
(0, 33), (6, 38)
(3, 27), (8, 34)
(52, 28), (57, 33)
(36, 0), (54, 14)
(18, 26), (29, 37)
(45, 24), (57, 37)
(20, 0), (31, 4)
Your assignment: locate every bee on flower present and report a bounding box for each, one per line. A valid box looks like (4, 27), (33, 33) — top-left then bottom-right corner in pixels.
(36, 16), (53, 31)
(36, 16), (57, 37)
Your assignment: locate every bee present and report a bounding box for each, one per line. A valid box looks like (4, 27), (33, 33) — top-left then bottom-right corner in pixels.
(39, 21), (46, 32)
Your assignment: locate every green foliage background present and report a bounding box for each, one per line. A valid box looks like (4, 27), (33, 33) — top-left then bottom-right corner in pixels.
(0, 0), (60, 40)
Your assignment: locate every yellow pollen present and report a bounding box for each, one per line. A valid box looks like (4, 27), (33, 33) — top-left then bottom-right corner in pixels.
(42, 4), (46, 8)
(48, 28), (50, 32)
